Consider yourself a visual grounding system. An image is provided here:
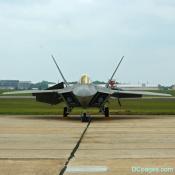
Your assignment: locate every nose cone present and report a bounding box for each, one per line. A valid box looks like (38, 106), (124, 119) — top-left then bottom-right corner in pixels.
(73, 85), (97, 108)
(73, 85), (97, 97)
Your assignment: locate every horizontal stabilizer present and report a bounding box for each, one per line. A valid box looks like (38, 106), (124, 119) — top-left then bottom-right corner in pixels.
(112, 90), (172, 98)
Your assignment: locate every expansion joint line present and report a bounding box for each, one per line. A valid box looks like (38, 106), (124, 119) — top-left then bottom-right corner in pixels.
(59, 119), (91, 175)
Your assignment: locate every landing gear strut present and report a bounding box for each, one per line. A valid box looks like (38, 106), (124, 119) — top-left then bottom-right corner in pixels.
(81, 113), (91, 122)
(63, 107), (69, 117)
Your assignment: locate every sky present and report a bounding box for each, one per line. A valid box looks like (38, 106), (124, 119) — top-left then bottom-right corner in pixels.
(0, 0), (175, 85)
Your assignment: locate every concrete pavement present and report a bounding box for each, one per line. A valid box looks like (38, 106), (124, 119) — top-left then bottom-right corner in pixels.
(0, 115), (175, 175)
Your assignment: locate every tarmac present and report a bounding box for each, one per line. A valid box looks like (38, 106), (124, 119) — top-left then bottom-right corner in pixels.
(0, 115), (175, 175)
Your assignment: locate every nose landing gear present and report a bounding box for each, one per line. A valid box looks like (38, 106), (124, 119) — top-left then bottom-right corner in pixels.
(81, 112), (91, 122)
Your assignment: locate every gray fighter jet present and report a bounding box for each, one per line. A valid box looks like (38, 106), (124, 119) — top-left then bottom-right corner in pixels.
(4, 56), (171, 122)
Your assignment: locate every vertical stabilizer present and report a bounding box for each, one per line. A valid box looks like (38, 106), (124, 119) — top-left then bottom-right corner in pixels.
(51, 55), (69, 87)
(106, 56), (124, 88)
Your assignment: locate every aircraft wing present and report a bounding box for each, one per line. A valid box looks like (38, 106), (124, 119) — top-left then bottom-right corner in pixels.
(3, 88), (73, 105)
(111, 90), (172, 98)
(3, 89), (70, 95)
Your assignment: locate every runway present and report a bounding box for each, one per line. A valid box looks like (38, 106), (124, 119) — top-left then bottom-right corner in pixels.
(0, 115), (175, 175)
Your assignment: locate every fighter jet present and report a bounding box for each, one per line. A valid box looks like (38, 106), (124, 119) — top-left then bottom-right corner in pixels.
(4, 56), (171, 122)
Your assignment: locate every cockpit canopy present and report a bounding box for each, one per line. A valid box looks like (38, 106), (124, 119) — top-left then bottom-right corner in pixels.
(80, 74), (91, 85)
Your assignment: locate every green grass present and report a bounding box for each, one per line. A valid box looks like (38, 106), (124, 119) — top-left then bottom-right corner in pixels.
(111, 98), (175, 115)
(0, 98), (175, 115)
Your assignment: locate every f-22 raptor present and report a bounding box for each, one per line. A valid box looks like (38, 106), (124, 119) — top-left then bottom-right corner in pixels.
(4, 56), (171, 122)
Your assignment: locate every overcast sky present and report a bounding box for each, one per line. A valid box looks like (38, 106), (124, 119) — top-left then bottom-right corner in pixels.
(0, 0), (174, 85)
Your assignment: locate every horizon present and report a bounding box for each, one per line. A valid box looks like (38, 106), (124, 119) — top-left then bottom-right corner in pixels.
(0, 78), (173, 87)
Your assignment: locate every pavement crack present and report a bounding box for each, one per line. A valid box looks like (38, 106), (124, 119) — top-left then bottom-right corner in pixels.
(58, 119), (91, 175)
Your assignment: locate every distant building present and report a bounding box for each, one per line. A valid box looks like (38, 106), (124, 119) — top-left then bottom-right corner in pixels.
(18, 81), (32, 90)
(0, 80), (32, 90)
(0, 80), (19, 89)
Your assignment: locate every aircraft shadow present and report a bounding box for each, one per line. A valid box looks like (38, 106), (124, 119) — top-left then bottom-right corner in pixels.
(12, 115), (160, 122)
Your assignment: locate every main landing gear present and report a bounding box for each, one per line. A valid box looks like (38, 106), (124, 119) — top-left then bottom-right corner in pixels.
(100, 106), (109, 117)
(104, 107), (109, 117)
(81, 112), (91, 122)
(63, 107), (70, 117)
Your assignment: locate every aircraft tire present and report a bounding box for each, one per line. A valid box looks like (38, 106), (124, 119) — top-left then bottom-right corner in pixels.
(63, 107), (69, 117)
(104, 107), (109, 117)
(81, 113), (90, 122)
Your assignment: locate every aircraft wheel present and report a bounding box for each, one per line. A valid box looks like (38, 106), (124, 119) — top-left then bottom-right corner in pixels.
(104, 107), (109, 117)
(81, 113), (90, 122)
(63, 107), (69, 117)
